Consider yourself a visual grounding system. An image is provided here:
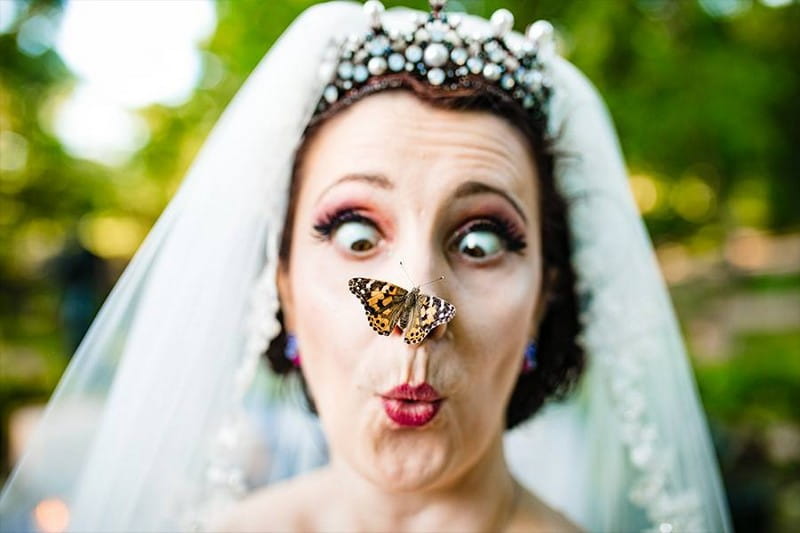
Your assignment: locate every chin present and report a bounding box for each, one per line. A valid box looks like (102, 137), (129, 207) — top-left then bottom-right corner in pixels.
(368, 441), (453, 492)
(352, 412), (464, 492)
(328, 391), (470, 492)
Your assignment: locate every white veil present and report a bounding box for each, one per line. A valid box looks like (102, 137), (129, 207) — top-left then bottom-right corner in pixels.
(0, 3), (731, 532)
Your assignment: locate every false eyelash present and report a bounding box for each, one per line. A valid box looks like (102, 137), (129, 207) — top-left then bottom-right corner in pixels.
(453, 216), (527, 253)
(312, 208), (376, 240)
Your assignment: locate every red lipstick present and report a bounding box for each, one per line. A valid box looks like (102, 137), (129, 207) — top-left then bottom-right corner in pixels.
(381, 383), (443, 427)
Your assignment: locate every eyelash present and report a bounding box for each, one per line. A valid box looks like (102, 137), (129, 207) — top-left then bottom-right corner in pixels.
(312, 208), (526, 253)
(312, 208), (376, 239)
(451, 216), (527, 254)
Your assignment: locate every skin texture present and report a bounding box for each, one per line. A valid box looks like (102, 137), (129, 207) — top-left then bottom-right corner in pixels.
(219, 92), (578, 531)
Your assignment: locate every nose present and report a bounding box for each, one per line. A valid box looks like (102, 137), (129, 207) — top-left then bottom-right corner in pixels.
(390, 269), (453, 345)
(397, 245), (448, 291)
(392, 231), (454, 345)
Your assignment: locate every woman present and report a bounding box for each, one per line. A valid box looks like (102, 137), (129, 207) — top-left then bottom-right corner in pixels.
(222, 83), (580, 531)
(0, 2), (731, 532)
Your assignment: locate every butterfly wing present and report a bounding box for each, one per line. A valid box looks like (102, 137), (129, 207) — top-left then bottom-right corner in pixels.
(348, 277), (408, 336)
(403, 293), (456, 344)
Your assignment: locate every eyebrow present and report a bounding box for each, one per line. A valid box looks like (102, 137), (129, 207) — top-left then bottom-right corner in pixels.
(316, 174), (528, 224)
(453, 180), (529, 225)
(317, 172), (394, 202)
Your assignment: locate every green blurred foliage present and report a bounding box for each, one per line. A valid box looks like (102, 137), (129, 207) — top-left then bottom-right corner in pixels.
(697, 331), (800, 423)
(1, 0), (799, 531)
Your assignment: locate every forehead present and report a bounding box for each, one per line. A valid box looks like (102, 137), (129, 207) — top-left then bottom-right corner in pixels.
(299, 91), (538, 207)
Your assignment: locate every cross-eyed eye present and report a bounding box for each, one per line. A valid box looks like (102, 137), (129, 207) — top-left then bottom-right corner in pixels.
(448, 217), (526, 263)
(334, 220), (380, 254)
(456, 229), (502, 259)
(313, 208), (382, 256)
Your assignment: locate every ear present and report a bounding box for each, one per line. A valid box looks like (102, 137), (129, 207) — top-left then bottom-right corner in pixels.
(530, 266), (558, 339)
(276, 261), (296, 332)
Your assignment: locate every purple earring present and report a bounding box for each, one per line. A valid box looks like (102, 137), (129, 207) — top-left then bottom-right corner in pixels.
(522, 341), (537, 373)
(284, 333), (301, 367)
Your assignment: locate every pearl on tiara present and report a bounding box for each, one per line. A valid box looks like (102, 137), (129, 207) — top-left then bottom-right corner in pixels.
(364, 0), (385, 30)
(315, 1), (556, 119)
(490, 8), (514, 37)
(526, 20), (555, 61)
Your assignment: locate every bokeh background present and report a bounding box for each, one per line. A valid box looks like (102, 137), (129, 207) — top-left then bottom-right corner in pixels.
(1, 0), (798, 531)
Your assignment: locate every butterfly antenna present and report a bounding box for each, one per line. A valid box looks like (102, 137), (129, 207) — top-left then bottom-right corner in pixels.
(399, 261), (415, 286)
(420, 275), (445, 288)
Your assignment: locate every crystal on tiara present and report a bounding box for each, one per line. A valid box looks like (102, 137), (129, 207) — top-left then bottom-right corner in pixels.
(315, 0), (555, 120)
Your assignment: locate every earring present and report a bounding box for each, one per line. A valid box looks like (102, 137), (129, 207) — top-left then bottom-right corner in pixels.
(522, 341), (537, 373)
(284, 333), (301, 367)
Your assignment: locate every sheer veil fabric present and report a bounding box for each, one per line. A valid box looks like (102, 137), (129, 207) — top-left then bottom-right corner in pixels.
(0, 3), (731, 532)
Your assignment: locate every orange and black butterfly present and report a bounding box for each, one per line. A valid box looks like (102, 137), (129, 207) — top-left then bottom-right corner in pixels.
(348, 277), (456, 344)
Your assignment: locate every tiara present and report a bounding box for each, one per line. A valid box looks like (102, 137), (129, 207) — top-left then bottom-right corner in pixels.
(316, 0), (556, 118)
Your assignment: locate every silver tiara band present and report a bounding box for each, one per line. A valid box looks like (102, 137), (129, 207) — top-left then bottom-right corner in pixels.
(316, 0), (556, 118)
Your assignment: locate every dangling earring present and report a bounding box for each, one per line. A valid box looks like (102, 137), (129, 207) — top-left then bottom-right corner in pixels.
(284, 333), (301, 367)
(522, 341), (537, 373)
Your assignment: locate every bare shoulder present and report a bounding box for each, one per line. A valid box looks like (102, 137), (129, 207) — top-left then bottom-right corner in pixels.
(509, 486), (583, 533)
(207, 470), (327, 533)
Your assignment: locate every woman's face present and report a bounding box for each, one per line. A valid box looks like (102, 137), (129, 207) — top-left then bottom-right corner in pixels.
(278, 92), (543, 491)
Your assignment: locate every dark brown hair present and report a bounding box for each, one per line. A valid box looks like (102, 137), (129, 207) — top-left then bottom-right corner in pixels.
(265, 73), (584, 430)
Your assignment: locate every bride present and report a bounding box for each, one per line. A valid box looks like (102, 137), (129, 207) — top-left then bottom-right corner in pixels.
(0, 2), (731, 532)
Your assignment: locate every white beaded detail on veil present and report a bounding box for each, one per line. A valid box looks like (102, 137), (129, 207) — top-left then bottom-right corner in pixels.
(508, 58), (731, 530)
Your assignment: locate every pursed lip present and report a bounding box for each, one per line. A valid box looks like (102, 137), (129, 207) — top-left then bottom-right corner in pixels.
(380, 383), (444, 427)
(382, 383), (443, 402)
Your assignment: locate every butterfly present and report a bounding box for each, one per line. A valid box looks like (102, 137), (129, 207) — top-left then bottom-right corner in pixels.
(348, 277), (456, 344)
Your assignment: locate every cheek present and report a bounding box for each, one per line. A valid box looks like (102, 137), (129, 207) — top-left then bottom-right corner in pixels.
(286, 243), (352, 374)
(448, 264), (540, 419)
(456, 258), (540, 344)
(284, 241), (388, 431)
